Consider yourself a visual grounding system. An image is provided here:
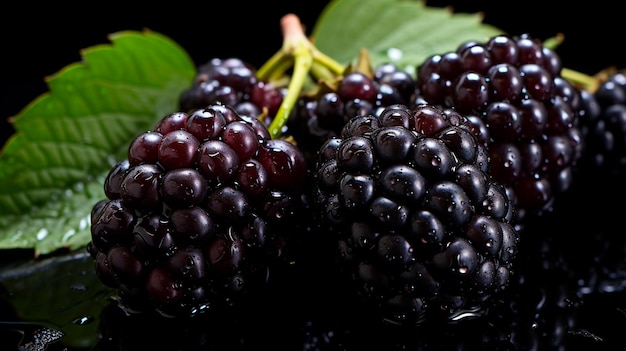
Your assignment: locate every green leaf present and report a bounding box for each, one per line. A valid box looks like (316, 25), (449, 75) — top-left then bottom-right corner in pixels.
(0, 29), (196, 256)
(311, 0), (504, 71)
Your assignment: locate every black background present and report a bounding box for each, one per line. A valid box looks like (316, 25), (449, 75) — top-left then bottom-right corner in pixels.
(0, 0), (622, 143)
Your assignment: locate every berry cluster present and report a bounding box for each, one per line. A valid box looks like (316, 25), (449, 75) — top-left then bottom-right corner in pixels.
(88, 103), (307, 316)
(312, 104), (519, 324)
(416, 34), (588, 222)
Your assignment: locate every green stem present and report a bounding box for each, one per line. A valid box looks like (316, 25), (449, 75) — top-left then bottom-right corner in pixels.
(309, 60), (335, 83)
(256, 49), (292, 82)
(312, 49), (346, 77)
(256, 13), (347, 139)
(268, 44), (312, 139)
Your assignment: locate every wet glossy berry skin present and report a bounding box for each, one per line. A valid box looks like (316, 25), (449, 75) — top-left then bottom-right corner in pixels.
(416, 34), (587, 221)
(313, 104), (520, 325)
(89, 103), (307, 317)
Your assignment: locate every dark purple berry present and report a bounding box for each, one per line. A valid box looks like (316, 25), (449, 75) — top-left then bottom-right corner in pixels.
(89, 103), (308, 316)
(415, 33), (586, 221)
(313, 104), (520, 325)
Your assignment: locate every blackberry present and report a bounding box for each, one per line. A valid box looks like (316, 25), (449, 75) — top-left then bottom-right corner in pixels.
(416, 33), (587, 222)
(577, 70), (626, 176)
(178, 57), (286, 124)
(298, 167), (626, 349)
(287, 63), (418, 165)
(312, 103), (520, 325)
(88, 103), (308, 317)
